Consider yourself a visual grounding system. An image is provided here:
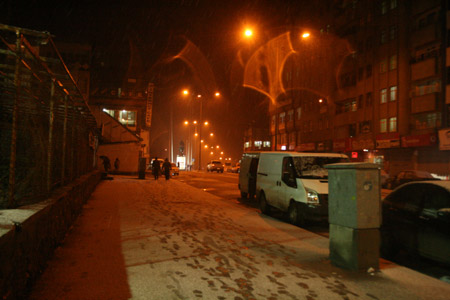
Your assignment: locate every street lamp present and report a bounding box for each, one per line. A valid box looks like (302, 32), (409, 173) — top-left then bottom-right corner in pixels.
(182, 89), (220, 170)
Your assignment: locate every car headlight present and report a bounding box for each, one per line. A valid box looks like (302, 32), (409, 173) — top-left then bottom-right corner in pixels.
(306, 188), (319, 204)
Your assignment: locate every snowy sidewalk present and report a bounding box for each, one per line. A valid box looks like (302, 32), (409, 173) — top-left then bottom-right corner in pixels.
(29, 176), (450, 300)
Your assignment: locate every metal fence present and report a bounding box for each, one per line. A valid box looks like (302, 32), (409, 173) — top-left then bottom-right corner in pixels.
(0, 24), (98, 209)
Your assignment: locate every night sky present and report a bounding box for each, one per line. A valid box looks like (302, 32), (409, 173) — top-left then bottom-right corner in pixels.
(1, 0), (329, 160)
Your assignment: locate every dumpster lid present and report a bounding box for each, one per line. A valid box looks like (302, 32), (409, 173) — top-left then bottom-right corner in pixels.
(325, 162), (380, 170)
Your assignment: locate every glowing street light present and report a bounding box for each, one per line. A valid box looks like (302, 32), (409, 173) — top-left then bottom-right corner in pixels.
(244, 28), (253, 38)
(301, 32), (310, 39)
(181, 88), (221, 170)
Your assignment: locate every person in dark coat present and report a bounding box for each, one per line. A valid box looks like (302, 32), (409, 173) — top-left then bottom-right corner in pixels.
(101, 156), (111, 173)
(152, 157), (161, 180)
(162, 158), (171, 180)
(114, 158), (120, 171)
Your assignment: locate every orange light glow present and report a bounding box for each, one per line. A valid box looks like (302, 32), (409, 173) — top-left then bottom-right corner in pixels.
(302, 32), (310, 39)
(193, 120), (197, 124)
(184, 121), (189, 125)
(183, 89), (189, 95)
(244, 28), (253, 37)
(204, 121), (209, 125)
(215, 92), (220, 97)
(194, 133), (198, 137)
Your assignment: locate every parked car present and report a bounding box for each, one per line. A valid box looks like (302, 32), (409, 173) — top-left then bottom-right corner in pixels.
(206, 160), (224, 173)
(383, 170), (439, 189)
(380, 181), (450, 265)
(224, 162), (232, 172)
(231, 163), (240, 173)
(170, 163), (179, 176)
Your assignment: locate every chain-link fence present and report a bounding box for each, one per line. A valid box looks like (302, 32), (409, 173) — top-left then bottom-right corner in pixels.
(0, 24), (98, 209)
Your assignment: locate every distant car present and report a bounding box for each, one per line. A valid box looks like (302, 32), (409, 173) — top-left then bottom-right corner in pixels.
(224, 162), (233, 172)
(383, 170), (439, 190)
(207, 160), (224, 173)
(380, 181), (450, 265)
(146, 158), (164, 175)
(231, 163), (240, 173)
(170, 163), (179, 176)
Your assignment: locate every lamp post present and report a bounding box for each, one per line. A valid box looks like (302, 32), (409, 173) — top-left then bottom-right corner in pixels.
(182, 89), (220, 170)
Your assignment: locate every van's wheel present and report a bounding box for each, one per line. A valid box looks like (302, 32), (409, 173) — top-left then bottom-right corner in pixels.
(288, 201), (305, 226)
(259, 192), (270, 215)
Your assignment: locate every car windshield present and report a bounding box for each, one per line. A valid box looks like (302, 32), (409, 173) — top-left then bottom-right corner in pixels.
(292, 156), (348, 179)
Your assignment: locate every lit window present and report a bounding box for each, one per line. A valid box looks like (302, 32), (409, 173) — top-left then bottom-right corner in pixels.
(351, 99), (357, 112)
(380, 88), (387, 103)
(390, 0), (397, 9)
(279, 112), (286, 124)
(287, 109), (294, 122)
(254, 141), (262, 148)
(296, 107), (302, 119)
(263, 141), (271, 147)
(389, 55), (397, 70)
(381, 1), (388, 14)
(390, 86), (397, 101)
(389, 26), (397, 40)
(380, 29), (387, 44)
(389, 117), (397, 132)
(244, 142), (250, 148)
(380, 60), (387, 73)
(380, 118), (387, 132)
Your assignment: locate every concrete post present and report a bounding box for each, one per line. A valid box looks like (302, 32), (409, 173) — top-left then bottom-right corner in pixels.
(325, 163), (381, 271)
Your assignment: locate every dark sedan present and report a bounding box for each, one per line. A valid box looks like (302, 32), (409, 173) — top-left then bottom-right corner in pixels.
(380, 181), (450, 265)
(383, 170), (439, 190)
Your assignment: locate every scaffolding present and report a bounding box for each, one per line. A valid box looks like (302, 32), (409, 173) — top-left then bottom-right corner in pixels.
(0, 24), (98, 208)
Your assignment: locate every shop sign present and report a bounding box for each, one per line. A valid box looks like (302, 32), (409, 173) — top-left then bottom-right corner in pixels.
(351, 138), (374, 150)
(438, 128), (450, 150)
(145, 83), (154, 127)
(333, 138), (351, 152)
(316, 140), (332, 152)
(401, 133), (437, 148)
(296, 143), (316, 151)
(376, 133), (400, 149)
(376, 139), (400, 149)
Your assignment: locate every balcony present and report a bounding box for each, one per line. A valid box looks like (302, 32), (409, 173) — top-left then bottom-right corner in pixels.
(411, 93), (437, 114)
(411, 57), (436, 81)
(410, 26), (437, 48)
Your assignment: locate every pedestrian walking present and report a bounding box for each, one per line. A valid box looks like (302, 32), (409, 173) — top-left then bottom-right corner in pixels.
(162, 158), (171, 180)
(114, 158), (120, 172)
(101, 156), (111, 173)
(152, 157), (161, 180)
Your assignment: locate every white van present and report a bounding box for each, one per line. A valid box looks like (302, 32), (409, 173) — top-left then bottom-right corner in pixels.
(238, 152), (260, 198)
(256, 151), (349, 225)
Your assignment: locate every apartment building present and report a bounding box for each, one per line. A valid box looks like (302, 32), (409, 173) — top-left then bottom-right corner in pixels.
(269, 0), (450, 177)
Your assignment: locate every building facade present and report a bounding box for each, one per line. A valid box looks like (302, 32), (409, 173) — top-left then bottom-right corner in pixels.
(267, 0), (450, 177)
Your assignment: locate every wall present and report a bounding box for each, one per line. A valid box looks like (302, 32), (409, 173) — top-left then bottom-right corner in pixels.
(97, 142), (141, 173)
(0, 171), (101, 300)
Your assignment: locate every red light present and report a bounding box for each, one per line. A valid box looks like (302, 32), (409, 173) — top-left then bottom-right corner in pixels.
(351, 152), (358, 158)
